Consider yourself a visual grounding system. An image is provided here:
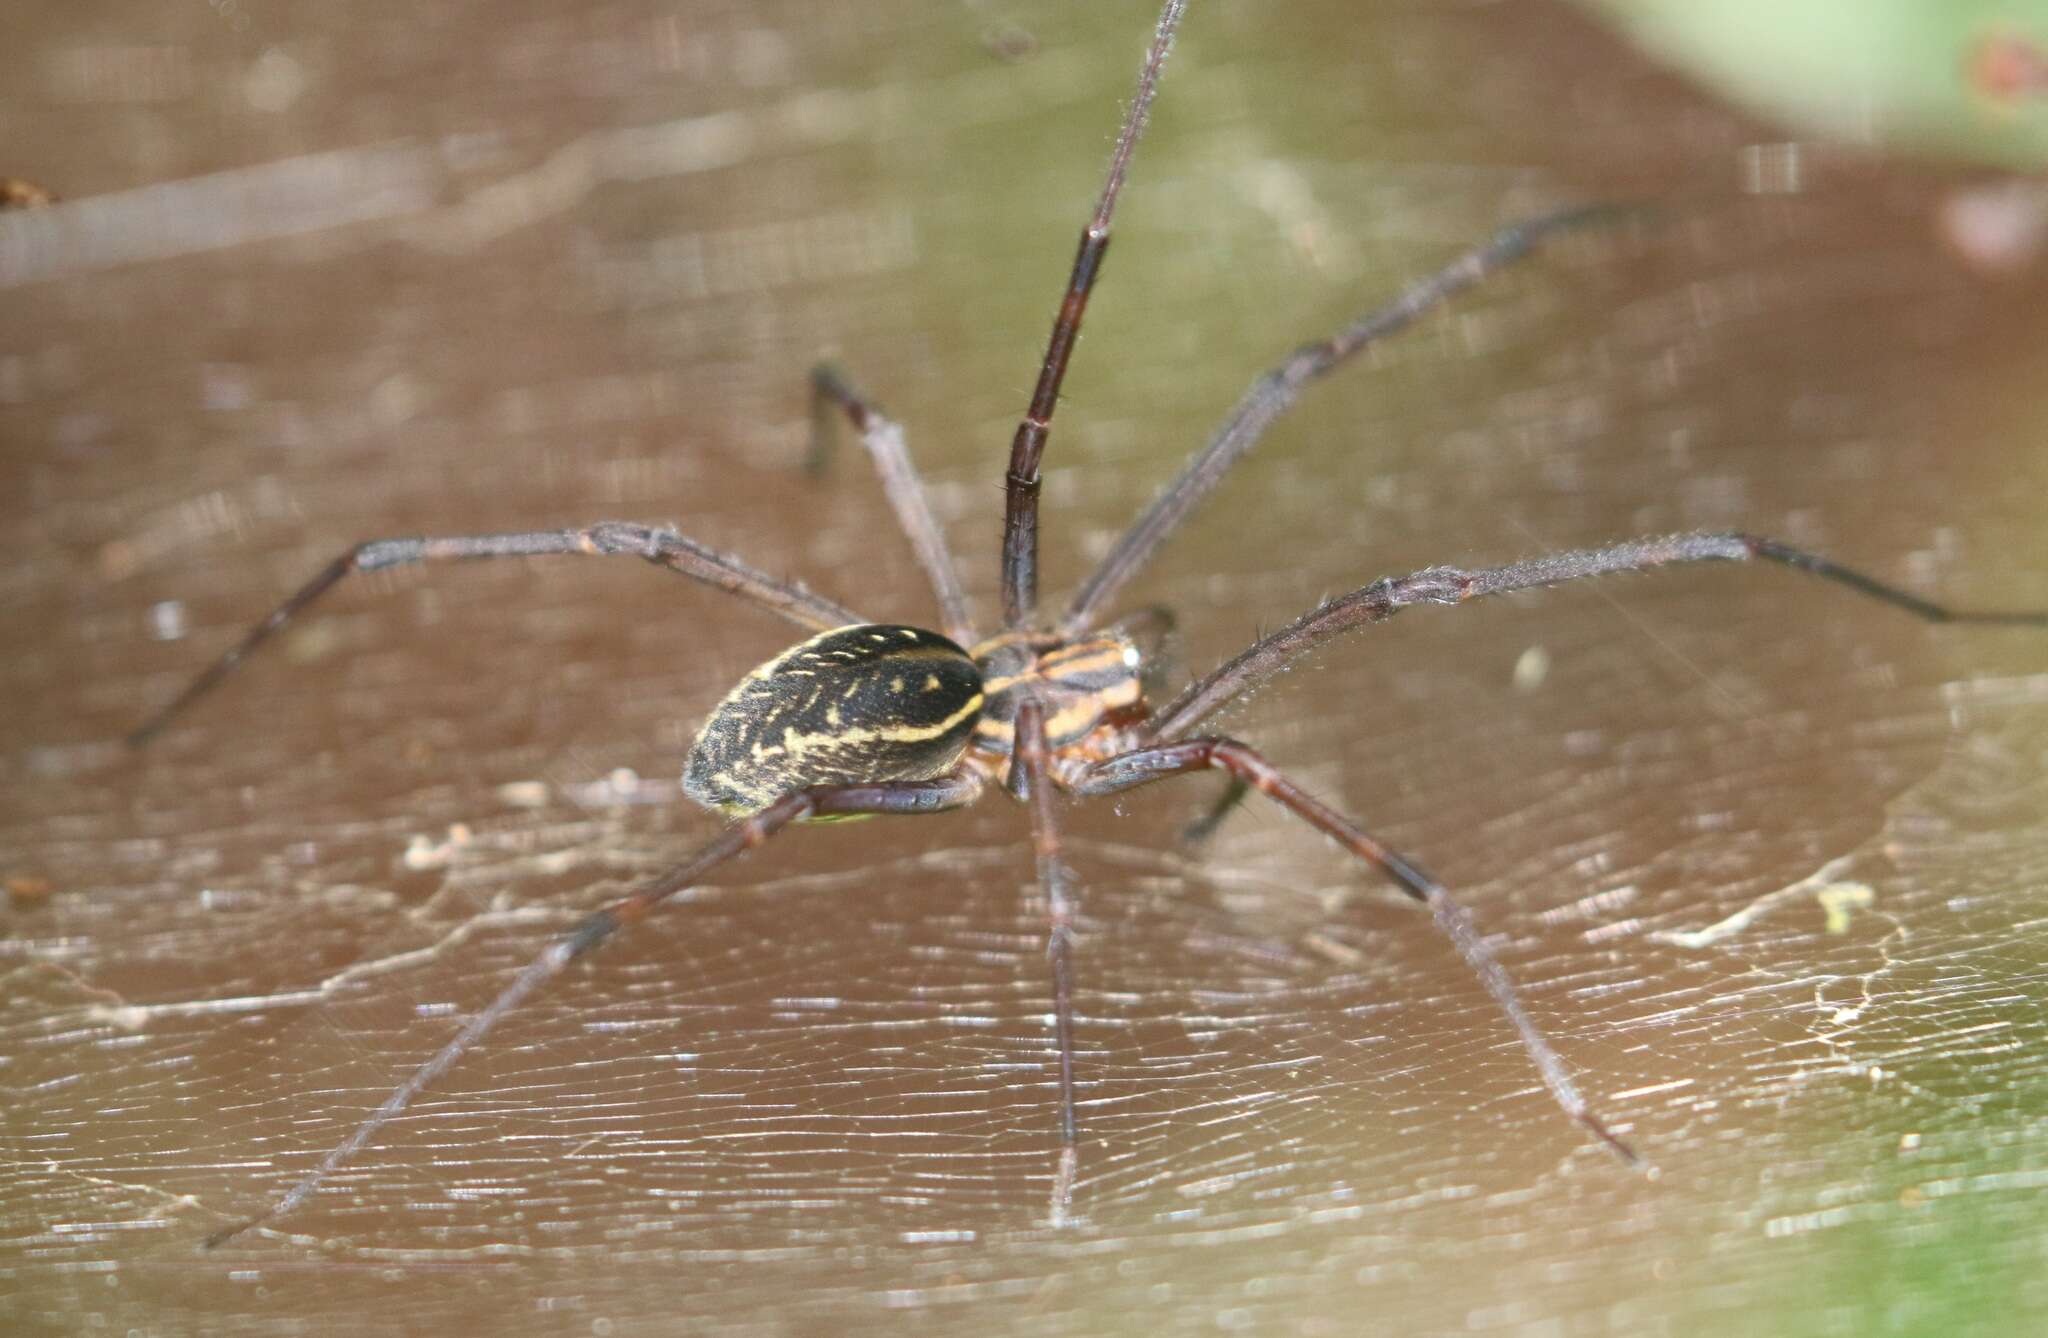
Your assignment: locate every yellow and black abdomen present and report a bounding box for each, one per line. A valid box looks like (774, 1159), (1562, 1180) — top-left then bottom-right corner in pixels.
(683, 625), (985, 814)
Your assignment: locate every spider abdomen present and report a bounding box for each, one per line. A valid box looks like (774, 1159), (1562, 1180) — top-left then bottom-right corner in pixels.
(682, 624), (984, 813)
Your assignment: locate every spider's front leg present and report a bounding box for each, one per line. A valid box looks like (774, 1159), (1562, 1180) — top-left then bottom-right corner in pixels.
(1071, 736), (1642, 1167)
(1143, 533), (2048, 745)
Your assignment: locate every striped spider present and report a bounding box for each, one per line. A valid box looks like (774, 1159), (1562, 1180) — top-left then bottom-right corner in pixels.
(128, 0), (2047, 1247)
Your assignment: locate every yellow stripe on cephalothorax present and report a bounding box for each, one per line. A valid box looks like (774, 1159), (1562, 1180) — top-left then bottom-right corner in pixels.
(1037, 641), (1125, 678)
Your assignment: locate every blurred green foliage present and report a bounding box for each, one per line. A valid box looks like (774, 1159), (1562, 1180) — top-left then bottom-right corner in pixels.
(1574, 0), (2048, 168)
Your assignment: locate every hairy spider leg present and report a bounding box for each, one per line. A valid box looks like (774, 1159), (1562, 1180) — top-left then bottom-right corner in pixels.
(810, 364), (975, 645)
(1000, 0), (1188, 629)
(199, 769), (985, 1250)
(1070, 737), (1641, 1165)
(1179, 774), (1250, 848)
(1014, 700), (1085, 1224)
(1143, 532), (2048, 747)
(126, 522), (868, 747)
(1060, 205), (1636, 637)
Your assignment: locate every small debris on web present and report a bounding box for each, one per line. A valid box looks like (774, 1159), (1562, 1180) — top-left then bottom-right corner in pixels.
(1816, 882), (1876, 935)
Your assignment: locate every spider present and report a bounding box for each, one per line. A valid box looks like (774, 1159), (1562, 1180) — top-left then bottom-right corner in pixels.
(127, 0), (2048, 1248)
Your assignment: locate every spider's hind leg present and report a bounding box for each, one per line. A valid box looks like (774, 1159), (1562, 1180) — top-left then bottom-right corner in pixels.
(808, 364), (973, 643)
(127, 523), (867, 747)
(200, 767), (986, 1250)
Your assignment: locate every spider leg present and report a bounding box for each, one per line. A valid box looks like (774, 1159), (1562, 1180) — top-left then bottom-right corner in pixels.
(1015, 700), (1082, 1224)
(1071, 736), (1641, 1167)
(128, 521), (866, 746)
(1146, 531), (2048, 744)
(809, 364), (975, 644)
(1061, 205), (1631, 636)
(199, 768), (985, 1250)
(1179, 774), (1249, 849)
(1000, 0), (1188, 629)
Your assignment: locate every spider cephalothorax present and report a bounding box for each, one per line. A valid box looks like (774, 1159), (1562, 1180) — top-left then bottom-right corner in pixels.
(967, 628), (1147, 789)
(127, 0), (2048, 1250)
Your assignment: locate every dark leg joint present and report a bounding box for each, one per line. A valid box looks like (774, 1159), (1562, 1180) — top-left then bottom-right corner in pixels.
(352, 538), (422, 571)
(808, 365), (873, 475)
(1394, 567), (1469, 606)
(1067, 231), (1108, 290)
(566, 909), (619, 959)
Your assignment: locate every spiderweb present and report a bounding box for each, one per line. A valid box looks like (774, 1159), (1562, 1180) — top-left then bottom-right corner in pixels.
(8, 1), (2048, 1335)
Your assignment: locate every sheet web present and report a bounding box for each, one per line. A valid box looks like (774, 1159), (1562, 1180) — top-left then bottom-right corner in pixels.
(12, 659), (2048, 1333)
(9, 0), (2048, 1331)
